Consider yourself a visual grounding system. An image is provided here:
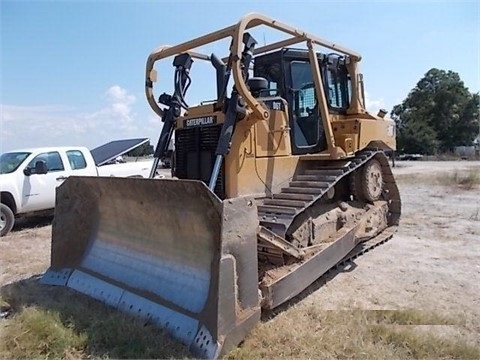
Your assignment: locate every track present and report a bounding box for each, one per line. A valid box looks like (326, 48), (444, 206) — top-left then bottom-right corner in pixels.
(256, 150), (401, 308)
(257, 150), (401, 239)
(335, 225), (397, 270)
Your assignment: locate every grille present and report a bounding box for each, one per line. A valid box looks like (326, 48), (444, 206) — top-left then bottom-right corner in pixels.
(174, 124), (225, 199)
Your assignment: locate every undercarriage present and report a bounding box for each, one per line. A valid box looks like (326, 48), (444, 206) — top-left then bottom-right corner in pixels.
(257, 150), (401, 308)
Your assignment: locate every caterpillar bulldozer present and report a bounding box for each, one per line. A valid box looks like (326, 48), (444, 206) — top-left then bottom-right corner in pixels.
(42, 13), (401, 359)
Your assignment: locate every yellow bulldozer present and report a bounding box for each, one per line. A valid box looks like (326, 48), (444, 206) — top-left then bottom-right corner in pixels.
(42, 13), (401, 358)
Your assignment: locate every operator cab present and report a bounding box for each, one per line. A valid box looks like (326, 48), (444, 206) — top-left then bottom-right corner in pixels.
(253, 49), (352, 155)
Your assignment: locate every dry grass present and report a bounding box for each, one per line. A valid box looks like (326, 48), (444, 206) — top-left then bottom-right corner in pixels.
(0, 278), (190, 359)
(1, 277), (478, 359)
(227, 305), (479, 359)
(396, 167), (480, 190)
(1, 307), (87, 359)
(437, 169), (480, 190)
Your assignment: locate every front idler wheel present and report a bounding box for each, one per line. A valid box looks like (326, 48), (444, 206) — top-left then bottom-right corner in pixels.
(360, 159), (383, 202)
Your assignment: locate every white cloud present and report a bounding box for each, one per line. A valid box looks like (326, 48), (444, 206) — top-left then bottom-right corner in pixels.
(1, 86), (162, 152)
(84, 85), (138, 132)
(148, 113), (163, 126)
(364, 92), (386, 113)
(106, 85), (135, 104)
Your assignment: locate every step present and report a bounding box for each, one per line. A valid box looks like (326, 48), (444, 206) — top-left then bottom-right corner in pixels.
(295, 174), (337, 181)
(302, 170), (339, 180)
(282, 187), (324, 194)
(273, 193), (316, 201)
(263, 199), (307, 208)
(307, 169), (345, 176)
(257, 205), (298, 215)
(307, 164), (346, 170)
(289, 181), (331, 188)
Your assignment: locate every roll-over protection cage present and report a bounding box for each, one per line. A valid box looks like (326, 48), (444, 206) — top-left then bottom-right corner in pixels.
(145, 13), (365, 157)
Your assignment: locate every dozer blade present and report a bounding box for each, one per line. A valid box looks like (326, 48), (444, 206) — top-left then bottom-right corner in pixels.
(42, 176), (261, 358)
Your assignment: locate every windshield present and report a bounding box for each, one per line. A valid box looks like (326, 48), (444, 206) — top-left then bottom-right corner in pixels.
(0, 152), (31, 174)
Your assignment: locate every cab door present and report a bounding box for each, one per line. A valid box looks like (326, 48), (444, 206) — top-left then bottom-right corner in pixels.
(21, 151), (68, 212)
(288, 60), (327, 155)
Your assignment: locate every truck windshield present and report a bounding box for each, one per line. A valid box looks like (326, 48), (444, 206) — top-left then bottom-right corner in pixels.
(0, 152), (31, 174)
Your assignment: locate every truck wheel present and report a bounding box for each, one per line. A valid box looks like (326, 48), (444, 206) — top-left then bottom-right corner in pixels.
(0, 204), (15, 237)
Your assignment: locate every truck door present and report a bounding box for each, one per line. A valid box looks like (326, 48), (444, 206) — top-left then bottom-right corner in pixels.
(21, 151), (68, 212)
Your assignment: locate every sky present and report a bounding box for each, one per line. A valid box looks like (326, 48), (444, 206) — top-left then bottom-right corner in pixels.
(1, 0), (479, 152)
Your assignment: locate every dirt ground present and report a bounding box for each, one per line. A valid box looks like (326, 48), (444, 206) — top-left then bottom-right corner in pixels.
(1, 160), (479, 347)
(304, 160), (480, 346)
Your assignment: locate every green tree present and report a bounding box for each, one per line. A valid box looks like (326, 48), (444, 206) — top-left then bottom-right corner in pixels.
(391, 68), (479, 154)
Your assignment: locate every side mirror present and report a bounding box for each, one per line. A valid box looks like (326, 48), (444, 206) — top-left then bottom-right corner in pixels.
(23, 167), (32, 176)
(35, 160), (48, 175)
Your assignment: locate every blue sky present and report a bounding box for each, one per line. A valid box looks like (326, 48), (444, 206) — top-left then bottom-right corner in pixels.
(1, 0), (479, 152)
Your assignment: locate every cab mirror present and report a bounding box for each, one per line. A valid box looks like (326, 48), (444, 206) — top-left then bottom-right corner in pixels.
(35, 160), (48, 175)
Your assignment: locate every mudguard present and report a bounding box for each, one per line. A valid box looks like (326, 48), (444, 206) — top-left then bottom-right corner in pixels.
(42, 176), (261, 358)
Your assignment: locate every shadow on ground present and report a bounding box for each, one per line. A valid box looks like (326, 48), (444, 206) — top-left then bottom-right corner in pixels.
(11, 215), (54, 232)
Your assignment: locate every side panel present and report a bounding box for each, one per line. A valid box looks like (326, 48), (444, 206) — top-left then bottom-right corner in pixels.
(332, 118), (396, 153)
(255, 109), (291, 157)
(225, 116), (300, 198)
(332, 119), (359, 156)
(358, 119), (396, 151)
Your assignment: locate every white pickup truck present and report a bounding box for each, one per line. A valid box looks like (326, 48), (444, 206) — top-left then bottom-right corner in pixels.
(0, 139), (154, 236)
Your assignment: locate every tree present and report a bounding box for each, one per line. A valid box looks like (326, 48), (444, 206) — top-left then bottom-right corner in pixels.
(391, 68), (479, 154)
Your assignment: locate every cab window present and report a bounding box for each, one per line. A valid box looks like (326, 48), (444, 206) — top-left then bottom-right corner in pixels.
(325, 64), (351, 111)
(0, 152), (31, 174)
(27, 151), (65, 174)
(66, 150), (87, 170)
